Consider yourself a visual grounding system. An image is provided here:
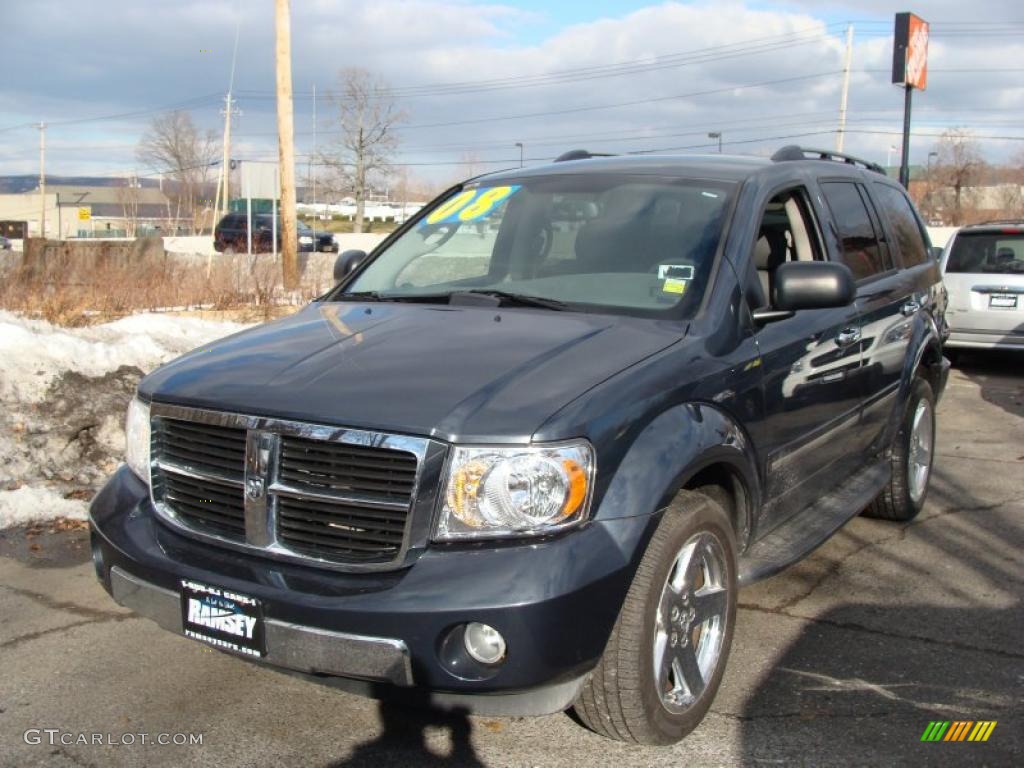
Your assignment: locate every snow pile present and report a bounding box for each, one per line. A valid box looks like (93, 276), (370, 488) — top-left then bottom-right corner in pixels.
(0, 311), (252, 527)
(0, 487), (89, 526)
(0, 311), (246, 403)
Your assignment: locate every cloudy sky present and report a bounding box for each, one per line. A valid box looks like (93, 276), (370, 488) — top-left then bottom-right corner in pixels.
(1, 0), (1021, 187)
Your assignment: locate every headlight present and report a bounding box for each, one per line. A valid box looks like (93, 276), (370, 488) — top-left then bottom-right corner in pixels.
(435, 441), (594, 540)
(125, 396), (151, 484)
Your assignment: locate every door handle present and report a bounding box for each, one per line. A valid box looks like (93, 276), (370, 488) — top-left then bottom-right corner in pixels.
(901, 300), (922, 317)
(836, 328), (862, 347)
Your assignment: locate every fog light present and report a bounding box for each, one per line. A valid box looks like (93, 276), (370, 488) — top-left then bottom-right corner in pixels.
(463, 622), (506, 665)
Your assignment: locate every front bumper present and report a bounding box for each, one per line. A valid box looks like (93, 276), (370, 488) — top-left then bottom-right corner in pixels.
(108, 566), (413, 685)
(90, 466), (653, 715)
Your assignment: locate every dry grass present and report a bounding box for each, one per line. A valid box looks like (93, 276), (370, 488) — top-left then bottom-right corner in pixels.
(0, 251), (322, 327)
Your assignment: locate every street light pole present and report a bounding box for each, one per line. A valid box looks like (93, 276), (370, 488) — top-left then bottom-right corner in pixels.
(515, 142), (524, 168)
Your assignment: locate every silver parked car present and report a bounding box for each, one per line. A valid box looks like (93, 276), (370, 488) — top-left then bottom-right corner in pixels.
(939, 222), (1024, 357)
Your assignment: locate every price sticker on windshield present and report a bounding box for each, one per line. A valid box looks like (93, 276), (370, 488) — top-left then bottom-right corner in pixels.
(423, 185), (521, 226)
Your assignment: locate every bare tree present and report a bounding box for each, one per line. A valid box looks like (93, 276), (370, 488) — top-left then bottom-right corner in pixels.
(321, 68), (405, 233)
(455, 151), (485, 181)
(137, 111), (218, 234)
(117, 177), (141, 237)
(932, 128), (985, 225)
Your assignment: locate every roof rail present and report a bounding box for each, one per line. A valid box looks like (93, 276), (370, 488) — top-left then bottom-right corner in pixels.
(771, 145), (886, 176)
(554, 149), (616, 163)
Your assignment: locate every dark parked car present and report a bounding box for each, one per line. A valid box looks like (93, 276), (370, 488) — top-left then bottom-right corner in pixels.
(213, 213), (319, 253)
(92, 146), (948, 745)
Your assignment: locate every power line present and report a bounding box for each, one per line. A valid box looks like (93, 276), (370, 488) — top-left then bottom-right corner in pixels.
(239, 26), (844, 101)
(236, 71), (842, 138)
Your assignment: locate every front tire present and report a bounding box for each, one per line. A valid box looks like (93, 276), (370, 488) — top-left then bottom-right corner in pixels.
(865, 377), (935, 521)
(573, 491), (737, 745)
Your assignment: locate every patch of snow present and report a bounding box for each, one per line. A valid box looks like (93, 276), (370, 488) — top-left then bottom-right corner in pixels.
(0, 486), (89, 527)
(0, 310), (249, 403)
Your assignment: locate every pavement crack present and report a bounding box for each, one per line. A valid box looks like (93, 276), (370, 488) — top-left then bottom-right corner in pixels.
(0, 583), (126, 621)
(737, 602), (1024, 661)
(1, 614), (137, 651)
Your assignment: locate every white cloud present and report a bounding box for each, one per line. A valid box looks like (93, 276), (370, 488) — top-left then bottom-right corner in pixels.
(0, 0), (1021, 181)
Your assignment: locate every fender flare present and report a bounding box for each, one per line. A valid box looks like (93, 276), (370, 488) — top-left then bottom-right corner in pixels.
(592, 401), (760, 550)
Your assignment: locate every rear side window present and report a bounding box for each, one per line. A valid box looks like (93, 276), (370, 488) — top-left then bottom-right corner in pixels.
(873, 184), (930, 266)
(946, 231), (1024, 274)
(820, 181), (891, 280)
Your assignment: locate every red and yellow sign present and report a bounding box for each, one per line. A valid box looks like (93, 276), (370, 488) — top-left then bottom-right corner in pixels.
(892, 12), (929, 90)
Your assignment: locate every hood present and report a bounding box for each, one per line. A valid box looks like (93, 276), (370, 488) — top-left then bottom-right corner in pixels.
(139, 302), (684, 442)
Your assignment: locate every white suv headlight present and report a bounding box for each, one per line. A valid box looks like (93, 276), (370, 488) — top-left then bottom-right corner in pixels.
(125, 396), (151, 484)
(435, 441), (594, 540)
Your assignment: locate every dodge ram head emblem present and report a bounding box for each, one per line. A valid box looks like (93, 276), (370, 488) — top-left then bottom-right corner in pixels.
(245, 477), (265, 500)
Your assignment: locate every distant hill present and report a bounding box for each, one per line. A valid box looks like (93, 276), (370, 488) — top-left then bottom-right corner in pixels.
(0, 175), (163, 194)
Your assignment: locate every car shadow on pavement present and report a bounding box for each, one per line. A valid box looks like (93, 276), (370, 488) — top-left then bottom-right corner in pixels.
(735, 465), (1022, 764)
(327, 701), (485, 768)
(949, 347), (1024, 419)
(734, 603), (1019, 764)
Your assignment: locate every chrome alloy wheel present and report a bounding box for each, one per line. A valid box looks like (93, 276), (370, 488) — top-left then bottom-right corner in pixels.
(907, 398), (934, 504)
(653, 531), (729, 714)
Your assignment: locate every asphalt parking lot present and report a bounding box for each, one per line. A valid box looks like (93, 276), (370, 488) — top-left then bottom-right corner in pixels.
(1, 351), (1021, 767)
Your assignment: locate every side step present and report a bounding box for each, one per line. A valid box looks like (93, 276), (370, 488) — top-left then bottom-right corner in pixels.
(738, 460), (891, 585)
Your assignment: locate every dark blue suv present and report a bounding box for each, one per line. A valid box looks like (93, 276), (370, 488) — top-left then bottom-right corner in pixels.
(90, 147), (949, 744)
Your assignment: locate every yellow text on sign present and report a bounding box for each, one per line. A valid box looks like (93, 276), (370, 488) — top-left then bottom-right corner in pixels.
(425, 190), (476, 225)
(77, 207), (91, 221)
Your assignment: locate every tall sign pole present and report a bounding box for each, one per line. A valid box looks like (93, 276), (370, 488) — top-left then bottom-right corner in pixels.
(275, 0), (299, 291)
(892, 12), (929, 188)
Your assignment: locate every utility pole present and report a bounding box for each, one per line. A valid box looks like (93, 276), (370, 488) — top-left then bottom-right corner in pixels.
(312, 83), (317, 235)
(836, 24), (854, 153)
(221, 12), (242, 220)
(38, 122), (46, 239)
(275, 0), (299, 290)
(221, 93), (235, 219)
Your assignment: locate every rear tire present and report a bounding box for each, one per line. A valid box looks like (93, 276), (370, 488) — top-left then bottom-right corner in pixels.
(864, 377), (935, 521)
(573, 491), (737, 745)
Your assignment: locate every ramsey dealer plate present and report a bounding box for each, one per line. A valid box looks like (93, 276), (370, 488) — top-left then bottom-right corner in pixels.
(181, 580), (265, 657)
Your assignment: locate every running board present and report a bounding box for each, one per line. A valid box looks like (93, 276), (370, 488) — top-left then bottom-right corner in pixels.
(738, 460), (890, 585)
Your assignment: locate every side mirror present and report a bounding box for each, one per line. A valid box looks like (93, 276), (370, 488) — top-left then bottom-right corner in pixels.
(753, 261), (856, 324)
(333, 249), (367, 282)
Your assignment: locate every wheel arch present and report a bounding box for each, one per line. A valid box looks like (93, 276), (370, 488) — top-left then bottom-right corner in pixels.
(591, 401), (760, 553)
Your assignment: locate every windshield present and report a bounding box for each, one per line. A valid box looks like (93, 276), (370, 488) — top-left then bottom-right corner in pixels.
(337, 174), (734, 316)
(947, 231), (1024, 274)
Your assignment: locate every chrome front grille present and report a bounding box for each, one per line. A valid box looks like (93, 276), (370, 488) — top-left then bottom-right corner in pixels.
(148, 403), (433, 570)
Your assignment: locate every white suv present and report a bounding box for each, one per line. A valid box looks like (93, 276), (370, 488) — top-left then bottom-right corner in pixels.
(940, 222), (1024, 356)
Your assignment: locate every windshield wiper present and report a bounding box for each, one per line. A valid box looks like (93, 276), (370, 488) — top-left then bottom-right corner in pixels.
(338, 291), (449, 303)
(451, 289), (569, 311)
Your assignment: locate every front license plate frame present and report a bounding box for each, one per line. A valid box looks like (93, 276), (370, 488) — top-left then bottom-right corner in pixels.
(181, 579), (265, 658)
